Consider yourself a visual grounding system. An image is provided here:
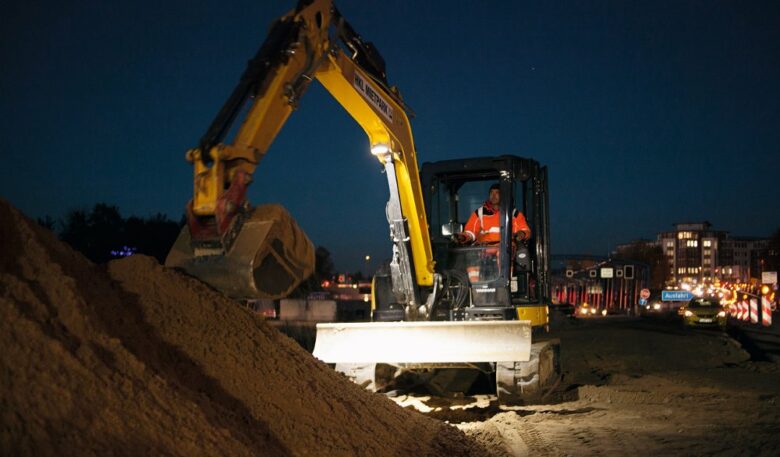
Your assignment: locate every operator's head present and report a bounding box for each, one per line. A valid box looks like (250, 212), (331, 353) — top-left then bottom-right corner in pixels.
(488, 183), (500, 206)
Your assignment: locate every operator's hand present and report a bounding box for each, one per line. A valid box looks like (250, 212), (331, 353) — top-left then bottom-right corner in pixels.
(452, 233), (470, 245)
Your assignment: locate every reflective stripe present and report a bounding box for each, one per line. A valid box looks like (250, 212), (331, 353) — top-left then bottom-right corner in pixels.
(478, 207), (499, 233)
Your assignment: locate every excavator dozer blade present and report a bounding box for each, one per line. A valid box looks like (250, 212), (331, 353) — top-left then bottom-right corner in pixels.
(313, 320), (532, 364)
(165, 204), (314, 299)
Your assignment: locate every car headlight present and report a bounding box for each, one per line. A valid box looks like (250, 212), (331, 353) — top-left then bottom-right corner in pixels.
(580, 308), (589, 315)
(590, 308), (597, 314)
(653, 303), (662, 310)
(717, 311), (726, 318)
(684, 310), (693, 317)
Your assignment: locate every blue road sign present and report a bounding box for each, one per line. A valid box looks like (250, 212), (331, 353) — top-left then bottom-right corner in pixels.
(661, 290), (694, 301)
(639, 298), (647, 306)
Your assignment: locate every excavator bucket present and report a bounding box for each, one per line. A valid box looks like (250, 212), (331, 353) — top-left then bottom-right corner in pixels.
(165, 204), (314, 299)
(313, 320), (532, 364)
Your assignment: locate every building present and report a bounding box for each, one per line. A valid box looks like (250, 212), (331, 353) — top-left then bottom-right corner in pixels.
(655, 222), (769, 284)
(718, 237), (769, 283)
(656, 222), (726, 284)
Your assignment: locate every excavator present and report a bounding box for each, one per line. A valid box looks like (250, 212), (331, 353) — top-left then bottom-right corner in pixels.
(166, 0), (559, 403)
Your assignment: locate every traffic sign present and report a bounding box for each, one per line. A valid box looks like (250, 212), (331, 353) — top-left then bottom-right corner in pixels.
(639, 298), (647, 306)
(661, 290), (694, 301)
(762, 271), (777, 285)
(640, 288), (651, 300)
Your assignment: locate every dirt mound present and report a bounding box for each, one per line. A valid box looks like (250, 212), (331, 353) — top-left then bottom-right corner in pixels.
(0, 199), (487, 456)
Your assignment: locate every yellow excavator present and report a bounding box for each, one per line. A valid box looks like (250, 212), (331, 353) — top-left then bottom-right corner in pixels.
(166, 0), (559, 403)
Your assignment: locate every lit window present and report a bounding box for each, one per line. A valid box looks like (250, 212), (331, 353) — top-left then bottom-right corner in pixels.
(703, 240), (711, 247)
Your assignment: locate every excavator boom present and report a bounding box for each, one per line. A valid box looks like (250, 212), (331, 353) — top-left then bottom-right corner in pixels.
(166, 0), (433, 302)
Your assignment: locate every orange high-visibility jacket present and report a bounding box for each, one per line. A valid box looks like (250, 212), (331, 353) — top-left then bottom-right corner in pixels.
(463, 205), (531, 244)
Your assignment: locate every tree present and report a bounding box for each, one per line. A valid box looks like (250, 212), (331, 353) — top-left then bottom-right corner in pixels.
(289, 246), (336, 298)
(314, 246), (335, 282)
(60, 208), (100, 261)
(124, 213), (182, 263)
(59, 203), (182, 264)
(36, 215), (57, 231)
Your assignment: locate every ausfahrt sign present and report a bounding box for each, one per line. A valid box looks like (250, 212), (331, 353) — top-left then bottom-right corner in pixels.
(661, 290), (694, 301)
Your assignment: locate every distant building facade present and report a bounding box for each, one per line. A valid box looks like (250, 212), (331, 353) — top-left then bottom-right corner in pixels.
(652, 222), (769, 284)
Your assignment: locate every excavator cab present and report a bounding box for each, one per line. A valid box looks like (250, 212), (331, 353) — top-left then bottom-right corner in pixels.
(372, 155), (551, 325)
(420, 155), (551, 326)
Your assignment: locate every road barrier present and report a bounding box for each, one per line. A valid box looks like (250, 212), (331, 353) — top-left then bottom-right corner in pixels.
(750, 299), (759, 324)
(763, 297), (773, 327)
(740, 301), (750, 321)
(729, 298), (775, 327)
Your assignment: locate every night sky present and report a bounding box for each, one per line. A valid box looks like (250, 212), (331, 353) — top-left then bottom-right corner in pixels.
(2, 0), (779, 273)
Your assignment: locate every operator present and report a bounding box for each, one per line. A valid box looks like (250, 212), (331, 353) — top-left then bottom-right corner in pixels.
(453, 184), (531, 245)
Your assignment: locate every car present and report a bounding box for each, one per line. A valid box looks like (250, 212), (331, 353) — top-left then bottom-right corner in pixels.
(576, 302), (600, 318)
(640, 300), (667, 316)
(639, 292), (674, 317)
(682, 296), (727, 329)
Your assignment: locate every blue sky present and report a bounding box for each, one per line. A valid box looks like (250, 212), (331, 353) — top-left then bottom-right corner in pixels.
(2, 0), (778, 272)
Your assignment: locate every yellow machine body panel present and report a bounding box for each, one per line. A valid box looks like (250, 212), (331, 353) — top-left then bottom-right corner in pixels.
(517, 305), (549, 327)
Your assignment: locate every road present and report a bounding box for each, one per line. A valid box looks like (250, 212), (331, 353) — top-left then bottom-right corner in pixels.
(392, 317), (780, 457)
(729, 317), (780, 363)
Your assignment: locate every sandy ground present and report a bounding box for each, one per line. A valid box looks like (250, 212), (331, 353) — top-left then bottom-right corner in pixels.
(5, 195), (779, 456)
(1, 199), (488, 457)
(396, 318), (780, 457)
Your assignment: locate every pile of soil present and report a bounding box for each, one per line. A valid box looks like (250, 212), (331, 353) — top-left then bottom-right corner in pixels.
(0, 199), (487, 456)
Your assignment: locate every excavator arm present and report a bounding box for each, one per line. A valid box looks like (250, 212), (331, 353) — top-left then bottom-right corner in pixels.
(168, 0), (434, 310)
